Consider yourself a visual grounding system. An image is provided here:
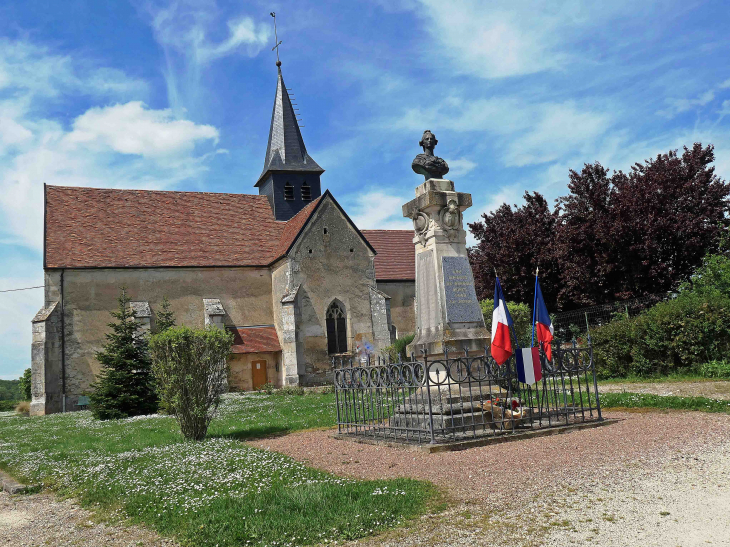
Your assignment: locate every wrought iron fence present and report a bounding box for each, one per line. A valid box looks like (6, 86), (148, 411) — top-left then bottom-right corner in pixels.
(333, 344), (602, 445)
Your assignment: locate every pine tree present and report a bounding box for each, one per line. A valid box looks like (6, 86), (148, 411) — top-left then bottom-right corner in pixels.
(90, 288), (158, 420)
(155, 296), (177, 333)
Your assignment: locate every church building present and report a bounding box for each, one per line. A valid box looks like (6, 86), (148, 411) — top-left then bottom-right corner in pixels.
(30, 63), (416, 415)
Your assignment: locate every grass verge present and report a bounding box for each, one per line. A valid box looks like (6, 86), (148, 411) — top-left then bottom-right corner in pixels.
(599, 392), (730, 413)
(0, 392), (436, 547)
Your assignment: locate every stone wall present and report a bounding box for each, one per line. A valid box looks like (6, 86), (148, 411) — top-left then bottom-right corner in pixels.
(43, 267), (274, 409)
(288, 199), (386, 385)
(229, 352), (281, 391)
(376, 281), (416, 338)
(30, 302), (62, 415)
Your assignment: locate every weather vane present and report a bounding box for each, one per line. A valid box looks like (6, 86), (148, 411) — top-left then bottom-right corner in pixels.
(270, 12), (282, 66)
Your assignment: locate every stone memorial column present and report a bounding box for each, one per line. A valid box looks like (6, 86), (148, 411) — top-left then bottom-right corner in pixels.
(403, 131), (488, 357)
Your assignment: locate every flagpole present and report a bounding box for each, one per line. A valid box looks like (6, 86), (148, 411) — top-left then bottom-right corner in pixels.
(531, 267), (539, 347)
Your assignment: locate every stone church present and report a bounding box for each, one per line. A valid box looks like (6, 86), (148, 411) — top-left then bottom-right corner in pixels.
(30, 64), (416, 415)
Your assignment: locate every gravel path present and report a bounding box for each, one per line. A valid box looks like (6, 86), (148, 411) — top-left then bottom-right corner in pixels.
(0, 491), (178, 547)
(600, 380), (730, 399)
(249, 410), (730, 546)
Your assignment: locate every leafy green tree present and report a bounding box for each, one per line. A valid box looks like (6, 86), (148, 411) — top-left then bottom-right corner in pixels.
(154, 296), (177, 333)
(18, 368), (31, 401)
(149, 326), (233, 440)
(681, 251), (730, 298)
(90, 288), (158, 420)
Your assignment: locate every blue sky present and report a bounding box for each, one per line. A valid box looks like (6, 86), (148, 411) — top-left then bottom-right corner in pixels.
(1, 0), (729, 379)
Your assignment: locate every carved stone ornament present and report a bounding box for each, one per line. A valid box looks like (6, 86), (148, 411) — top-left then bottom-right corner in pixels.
(411, 130), (449, 180)
(412, 211), (430, 245)
(439, 199), (461, 241)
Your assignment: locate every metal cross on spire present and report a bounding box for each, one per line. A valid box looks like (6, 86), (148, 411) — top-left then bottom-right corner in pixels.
(270, 12), (282, 66)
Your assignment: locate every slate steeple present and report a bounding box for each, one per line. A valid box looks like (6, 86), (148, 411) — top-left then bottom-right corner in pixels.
(256, 64), (324, 221)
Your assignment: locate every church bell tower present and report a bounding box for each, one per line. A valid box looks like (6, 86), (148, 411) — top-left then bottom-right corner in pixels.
(255, 60), (324, 221)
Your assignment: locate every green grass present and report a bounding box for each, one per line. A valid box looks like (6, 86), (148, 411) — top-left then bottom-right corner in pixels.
(599, 373), (728, 384)
(599, 392), (730, 413)
(0, 392), (436, 547)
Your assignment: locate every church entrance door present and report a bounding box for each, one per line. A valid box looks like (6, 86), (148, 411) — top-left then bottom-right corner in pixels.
(252, 359), (268, 390)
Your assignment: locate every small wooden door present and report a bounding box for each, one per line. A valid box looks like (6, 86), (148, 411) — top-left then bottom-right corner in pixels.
(252, 359), (268, 390)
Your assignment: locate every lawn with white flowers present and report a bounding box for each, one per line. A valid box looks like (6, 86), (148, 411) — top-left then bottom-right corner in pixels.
(0, 392), (436, 546)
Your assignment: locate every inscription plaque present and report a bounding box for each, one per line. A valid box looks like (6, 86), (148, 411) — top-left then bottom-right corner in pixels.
(442, 256), (483, 323)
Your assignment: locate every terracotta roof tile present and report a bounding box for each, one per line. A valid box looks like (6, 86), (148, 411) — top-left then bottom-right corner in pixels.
(228, 326), (282, 354)
(44, 186), (322, 268)
(362, 230), (415, 281)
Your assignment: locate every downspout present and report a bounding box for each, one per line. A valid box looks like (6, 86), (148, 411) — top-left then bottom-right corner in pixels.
(61, 269), (66, 412)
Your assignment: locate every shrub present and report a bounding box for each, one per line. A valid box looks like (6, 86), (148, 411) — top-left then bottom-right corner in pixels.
(696, 360), (730, 379)
(258, 382), (276, 395)
(382, 333), (415, 362)
(18, 368), (31, 401)
(0, 401), (17, 412)
(481, 300), (533, 347)
(149, 326), (233, 441)
(14, 401), (30, 415)
(90, 288), (158, 420)
(154, 296), (177, 333)
(592, 291), (730, 378)
(274, 385), (305, 396)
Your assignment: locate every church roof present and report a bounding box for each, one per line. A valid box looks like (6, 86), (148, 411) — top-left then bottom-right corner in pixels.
(44, 186), (413, 279)
(44, 185), (286, 268)
(256, 66), (323, 186)
(362, 230), (416, 281)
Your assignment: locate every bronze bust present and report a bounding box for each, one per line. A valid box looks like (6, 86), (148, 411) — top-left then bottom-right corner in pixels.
(412, 130), (449, 180)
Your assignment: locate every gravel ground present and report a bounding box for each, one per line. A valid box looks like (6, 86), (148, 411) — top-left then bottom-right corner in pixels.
(249, 410), (730, 546)
(600, 380), (730, 399)
(0, 491), (178, 547)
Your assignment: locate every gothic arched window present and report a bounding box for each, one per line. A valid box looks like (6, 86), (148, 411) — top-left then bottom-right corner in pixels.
(301, 183), (311, 201)
(326, 301), (347, 354)
(284, 182), (294, 201)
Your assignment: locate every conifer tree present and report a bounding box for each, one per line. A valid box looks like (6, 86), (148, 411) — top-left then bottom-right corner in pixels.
(155, 296), (177, 333)
(90, 287), (158, 420)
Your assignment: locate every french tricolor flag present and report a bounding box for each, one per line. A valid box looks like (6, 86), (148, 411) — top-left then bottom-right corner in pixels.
(516, 347), (542, 385)
(533, 277), (554, 362)
(491, 278), (513, 366)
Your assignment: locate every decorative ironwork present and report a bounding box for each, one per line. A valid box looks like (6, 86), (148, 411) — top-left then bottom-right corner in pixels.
(333, 343), (602, 445)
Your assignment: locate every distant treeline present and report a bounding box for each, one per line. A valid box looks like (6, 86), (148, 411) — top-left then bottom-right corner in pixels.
(0, 379), (22, 401)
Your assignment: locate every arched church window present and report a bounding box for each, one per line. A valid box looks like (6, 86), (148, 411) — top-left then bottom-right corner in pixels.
(326, 301), (347, 354)
(301, 183), (311, 201)
(284, 182), (294, 201)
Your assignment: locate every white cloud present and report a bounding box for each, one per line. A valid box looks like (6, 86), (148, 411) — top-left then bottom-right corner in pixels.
(346, 191), (413, 230)
(391, 97), (613, 168)
(446, 158), (477, 177)
(0, 38), (148, 100)
(143, 1), (270, 113)
(65, 101), (219, 159)
(504, 103), (612, 167)
(414, 0), (641, 80)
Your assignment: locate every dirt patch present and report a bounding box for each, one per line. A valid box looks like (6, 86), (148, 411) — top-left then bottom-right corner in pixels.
(599, 380), (730, 399)
(0, 491), (178, 546)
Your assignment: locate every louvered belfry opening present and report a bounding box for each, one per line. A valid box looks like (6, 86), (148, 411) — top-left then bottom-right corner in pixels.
(301, 183), (311, 201)
(284, 182), (294, 200)
(326, 300), (347, 354)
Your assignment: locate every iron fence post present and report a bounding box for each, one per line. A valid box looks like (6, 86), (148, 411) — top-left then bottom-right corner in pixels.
(423, 350), (436, 444)
(589, 344), (603, 421)
(334, 357), (342, 434)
